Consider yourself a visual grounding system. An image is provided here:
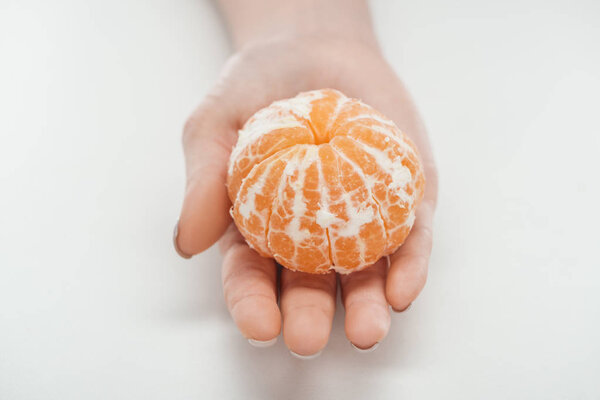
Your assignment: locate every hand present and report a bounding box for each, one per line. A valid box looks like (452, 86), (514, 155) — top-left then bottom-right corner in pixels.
(175, 2), (438, 356)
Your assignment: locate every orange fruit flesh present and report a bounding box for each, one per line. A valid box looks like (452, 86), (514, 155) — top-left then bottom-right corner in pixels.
(227, 89), (425, 274)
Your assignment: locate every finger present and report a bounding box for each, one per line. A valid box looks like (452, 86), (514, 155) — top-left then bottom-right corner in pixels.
(175, 90), (239, 257)
(386, 199), (436, 311)
(280, 269), (337, 357)
(220, 224), (281, 342)
(340, 258), (390, 350)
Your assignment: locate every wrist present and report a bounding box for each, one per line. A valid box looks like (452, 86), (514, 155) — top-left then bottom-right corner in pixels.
(218, 0), (378, 51)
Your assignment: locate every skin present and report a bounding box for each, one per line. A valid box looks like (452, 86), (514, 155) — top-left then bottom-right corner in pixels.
(175, 0), (438, 355)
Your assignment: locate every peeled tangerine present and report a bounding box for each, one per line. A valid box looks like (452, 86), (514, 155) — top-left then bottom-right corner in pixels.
(227, 89), (425, 274)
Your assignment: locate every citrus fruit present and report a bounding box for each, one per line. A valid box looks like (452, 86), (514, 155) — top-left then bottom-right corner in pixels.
(227, 89), (425, 274)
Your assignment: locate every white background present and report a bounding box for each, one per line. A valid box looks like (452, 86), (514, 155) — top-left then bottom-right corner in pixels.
(1, 0), (599, 399)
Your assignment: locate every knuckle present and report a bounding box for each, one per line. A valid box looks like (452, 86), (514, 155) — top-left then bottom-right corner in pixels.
(418, 224), (434, 245)
(181, 93), (228, 143)
(228, 292), (274, 314)
(285, 302), (333, 320)
(182, 115), (202, 146)
(344, 293), (386, 311)
(280, 273), (336, 294)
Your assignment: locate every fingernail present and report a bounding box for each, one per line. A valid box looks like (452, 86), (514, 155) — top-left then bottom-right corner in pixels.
(248, 337), (278, 348)
(290, 350), (321, 360)
(350, 342), (379, 353)
(392, 303), (412, 313)
(173, 220), (192, 259)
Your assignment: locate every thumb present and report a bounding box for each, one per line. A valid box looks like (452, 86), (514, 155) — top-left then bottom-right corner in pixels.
(174, 92), (239, 257)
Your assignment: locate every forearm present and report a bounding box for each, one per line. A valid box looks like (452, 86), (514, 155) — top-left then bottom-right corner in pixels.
(217, 0), (378, 50)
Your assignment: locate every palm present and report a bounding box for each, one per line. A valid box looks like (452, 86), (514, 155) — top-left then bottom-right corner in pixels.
(176, 38), (437, 355)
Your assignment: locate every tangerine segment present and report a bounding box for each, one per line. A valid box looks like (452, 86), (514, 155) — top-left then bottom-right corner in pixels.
(330, 136), (411, 255)
(227, 89), (425, 274)
(317, 144), (386, 273)
(331, 129), (423, 253)
(346, 125), (425, 252)
(227, 126), (313, 200)
(330, 96), (393, 132)
(232, 147), (296, 257)
(226, 91), (334, 200)
(267, 146), (331, 273)
(304, 89), (347, 143)
(227, 89), (348, 199)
